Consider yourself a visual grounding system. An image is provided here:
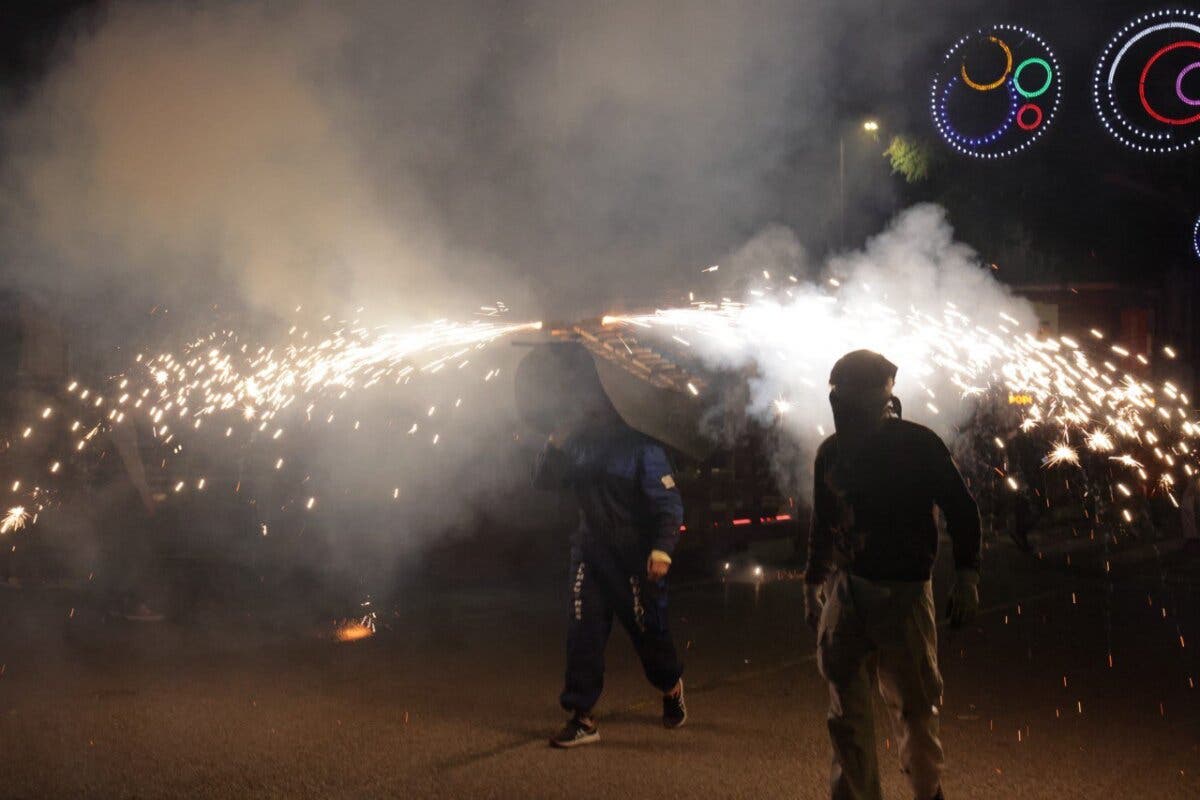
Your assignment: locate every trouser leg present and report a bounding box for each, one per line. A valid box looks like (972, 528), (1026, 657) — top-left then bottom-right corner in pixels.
(610, 572), (683, 694)
(875, 582), (945, 800)
(560, 560), (613, 713)
(818, 574), (883, 800)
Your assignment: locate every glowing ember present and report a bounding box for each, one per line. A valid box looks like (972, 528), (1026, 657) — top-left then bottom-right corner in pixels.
(334, 621), (375, 642)
(1043, 442), (1080, 467)
(1, 506), (30, 534)
(1085, 430), (1115, 453)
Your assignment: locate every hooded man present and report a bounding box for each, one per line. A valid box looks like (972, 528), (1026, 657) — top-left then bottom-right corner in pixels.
(522, 344), (686, 748)
(805, 350), (981, 800)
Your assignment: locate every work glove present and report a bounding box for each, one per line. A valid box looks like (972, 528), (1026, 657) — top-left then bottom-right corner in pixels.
(804, 583), (825, 632)
(646, 551), (671, 581)
(946, 570), (980, 630)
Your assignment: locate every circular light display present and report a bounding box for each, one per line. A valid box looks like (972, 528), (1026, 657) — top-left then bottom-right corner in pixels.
(931, 24), (1062, 159)
(1094, 9), (1200, 153)
(1193, 215), (1200, 261)
(1017, 103), (1044, 130)
(1014, 58), (1052, 98)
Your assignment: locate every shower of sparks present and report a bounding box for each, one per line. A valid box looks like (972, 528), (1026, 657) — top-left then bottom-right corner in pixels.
(603, 282), (1197, 511)
(1044, 442), (1080, 468)
(0, 310), (541, 532)
(1, 265), (1195, 557)
(1, 506), (30, 534)
(1085, 430), (1115, 453)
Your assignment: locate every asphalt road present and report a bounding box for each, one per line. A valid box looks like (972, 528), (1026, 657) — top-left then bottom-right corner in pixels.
(0, 536), (1196, 799)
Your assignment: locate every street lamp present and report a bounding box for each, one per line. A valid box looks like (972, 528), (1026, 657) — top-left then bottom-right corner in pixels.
(839, 118), (882, 246)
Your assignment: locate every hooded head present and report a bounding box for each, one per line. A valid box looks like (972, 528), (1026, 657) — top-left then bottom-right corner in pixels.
(514, 342), (621, 435)
(825, 349), (900, 495)
(828, 349), (899, 441)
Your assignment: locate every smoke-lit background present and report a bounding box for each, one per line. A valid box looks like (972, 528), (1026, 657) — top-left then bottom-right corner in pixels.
(2, 0), (1154, 323)
(0, 0), (1191, 585)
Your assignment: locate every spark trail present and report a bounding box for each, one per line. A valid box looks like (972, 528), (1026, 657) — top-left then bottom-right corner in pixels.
(0, 309), (541, 530)
(603, 282), (1196, 521)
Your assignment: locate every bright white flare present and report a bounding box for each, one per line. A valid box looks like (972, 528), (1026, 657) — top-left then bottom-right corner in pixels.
(1, 506), (30, 534)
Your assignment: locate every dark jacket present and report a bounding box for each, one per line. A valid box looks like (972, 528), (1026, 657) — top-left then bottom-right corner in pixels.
(534, 420), (683, 569)
(806, 418), (981, 584)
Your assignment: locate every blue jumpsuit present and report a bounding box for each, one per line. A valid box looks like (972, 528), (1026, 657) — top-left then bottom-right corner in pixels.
(534, 420), (685, 713)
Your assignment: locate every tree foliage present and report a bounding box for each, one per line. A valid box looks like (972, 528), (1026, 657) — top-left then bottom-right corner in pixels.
(883, 135), (935, 184)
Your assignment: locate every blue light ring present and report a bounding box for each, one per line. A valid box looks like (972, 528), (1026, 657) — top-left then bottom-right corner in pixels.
(937, 78), (1018, 147)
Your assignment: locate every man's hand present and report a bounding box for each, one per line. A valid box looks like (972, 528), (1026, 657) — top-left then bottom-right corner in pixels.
(804, 583), (825, 632)
(646, 553), (671, 581)
(946, 570), (980, 629)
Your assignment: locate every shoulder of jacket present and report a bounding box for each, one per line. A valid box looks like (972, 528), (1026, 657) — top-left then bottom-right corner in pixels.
(815, 434), (838, 459)
(891, 419), (946, 447)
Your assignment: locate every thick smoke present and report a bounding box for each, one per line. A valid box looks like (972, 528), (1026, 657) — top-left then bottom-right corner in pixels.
(0, 2), (466, 318)
(0, 0), (945, 324)
(0, 2), (989, 593)
(671, 203), (1037, 494)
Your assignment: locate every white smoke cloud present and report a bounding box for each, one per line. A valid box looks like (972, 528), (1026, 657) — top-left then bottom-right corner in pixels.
(0, 2), (997, 568)
(0, 0), (875, 325)
(631, 204), (1038, 491)
(0, 2), (518, 321)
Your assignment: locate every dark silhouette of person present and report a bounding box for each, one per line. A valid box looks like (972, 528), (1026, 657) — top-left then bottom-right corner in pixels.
(523, 344), (686, 748)
(804, 350), (980, 800)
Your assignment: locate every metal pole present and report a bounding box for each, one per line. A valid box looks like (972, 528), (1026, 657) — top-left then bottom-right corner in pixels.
(838, 134), (845, 248)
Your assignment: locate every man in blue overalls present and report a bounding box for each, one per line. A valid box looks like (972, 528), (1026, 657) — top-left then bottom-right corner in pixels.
(529, 346), (686, 748)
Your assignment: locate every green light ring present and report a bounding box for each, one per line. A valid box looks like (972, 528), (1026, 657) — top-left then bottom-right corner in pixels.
(1013, 57), (1052, 99)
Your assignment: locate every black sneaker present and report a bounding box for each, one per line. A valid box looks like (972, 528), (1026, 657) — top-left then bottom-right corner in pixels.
(663, 680), (687, 729)
(549, 715), (599, 748)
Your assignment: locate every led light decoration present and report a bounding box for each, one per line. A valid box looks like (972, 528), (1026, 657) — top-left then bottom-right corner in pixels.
(961, 36), (1013, 90)
(1013, 58), (1053, 98)
(1192, 214), (1200, 261)
(1094, 9), (1200, 153)
(1017, 103), (1044, 130)
(931, 24), (1062, 159)
(1177, 62), (1200, 104)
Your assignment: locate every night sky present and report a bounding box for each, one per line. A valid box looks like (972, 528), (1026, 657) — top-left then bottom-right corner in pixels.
(1, 1), (1197, 294)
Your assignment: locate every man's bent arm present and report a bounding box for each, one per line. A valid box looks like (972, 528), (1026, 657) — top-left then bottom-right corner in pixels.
(639, 443), (683, 558)
(805, 449), (835, 585)
(930, 433), (982, 574)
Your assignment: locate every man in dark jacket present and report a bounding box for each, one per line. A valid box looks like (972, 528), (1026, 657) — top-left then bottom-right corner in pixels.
(531, 353), (686, 748)
(805, 350), (981, 800)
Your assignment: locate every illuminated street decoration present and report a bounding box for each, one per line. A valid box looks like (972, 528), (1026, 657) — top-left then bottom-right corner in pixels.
(1016, 103), (1044, 131)
(932, 24), (1062, 158)
(1094, 9), (1200, 152)
(961, 36), (1012, 91)
(1013, 58), (1053, 98)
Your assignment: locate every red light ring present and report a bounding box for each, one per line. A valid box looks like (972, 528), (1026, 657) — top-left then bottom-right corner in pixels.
(1016, 103), (1043, 130)
(1139, 41), (1200, 126)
